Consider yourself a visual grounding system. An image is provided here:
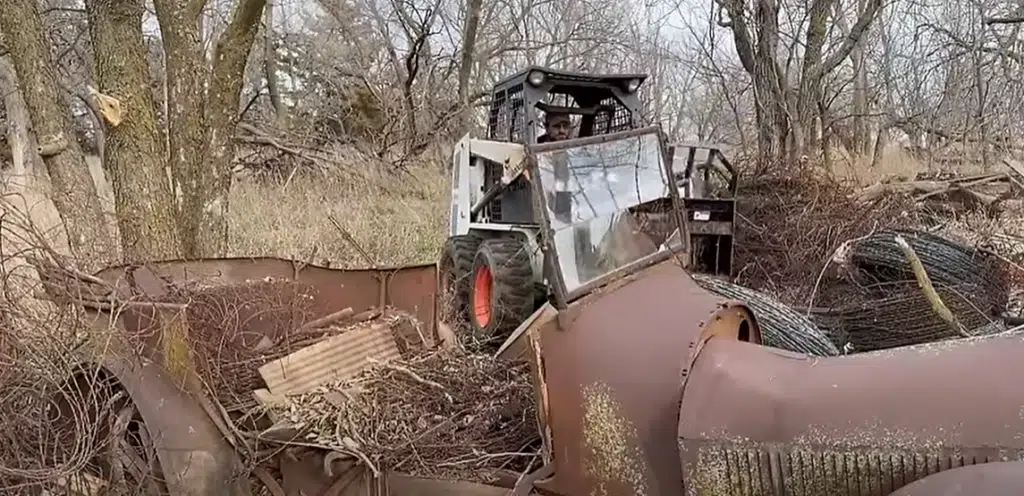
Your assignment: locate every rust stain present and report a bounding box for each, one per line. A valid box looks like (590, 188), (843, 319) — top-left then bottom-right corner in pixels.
(157, 305), (192, 387)
(582, 382), (648, 495)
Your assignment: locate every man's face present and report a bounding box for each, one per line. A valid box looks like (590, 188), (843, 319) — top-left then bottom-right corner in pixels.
(545, 113), (573, 141)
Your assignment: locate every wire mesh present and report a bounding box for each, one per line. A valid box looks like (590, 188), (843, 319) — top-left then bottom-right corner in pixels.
(692, 273), (840, 357)
(847, 228), (1009, 313)
(816, 281), (1006, 353)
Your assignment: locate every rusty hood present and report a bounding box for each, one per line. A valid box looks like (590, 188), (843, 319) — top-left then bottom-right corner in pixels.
(678, 332), (1024, 495)
(535, 261), (762, 495)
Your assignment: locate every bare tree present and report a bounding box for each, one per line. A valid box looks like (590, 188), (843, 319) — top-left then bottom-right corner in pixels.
(715, 0), (882, 163)
(84, 0), (182, 262)
(456, 0), (484, 131)
(0, 57), (41, 181)
(0, 0), (117, 266)
(154, 0), (268, 257)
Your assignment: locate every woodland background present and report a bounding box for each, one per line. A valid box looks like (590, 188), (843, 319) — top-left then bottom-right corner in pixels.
(1, 0), (1022, 269)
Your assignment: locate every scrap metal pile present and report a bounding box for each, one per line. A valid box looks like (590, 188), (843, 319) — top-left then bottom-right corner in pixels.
(692, 273), (841, 356)
(18, 257), (545, 494)
(819, 229), (1011, 351)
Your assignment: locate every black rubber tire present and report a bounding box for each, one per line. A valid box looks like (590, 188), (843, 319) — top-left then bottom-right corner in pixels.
(468, 236), (536, 339)
(438, 234), (481, 323)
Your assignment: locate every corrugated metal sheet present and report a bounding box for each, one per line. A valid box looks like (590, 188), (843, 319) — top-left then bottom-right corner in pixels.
(258, 322), (401, 395)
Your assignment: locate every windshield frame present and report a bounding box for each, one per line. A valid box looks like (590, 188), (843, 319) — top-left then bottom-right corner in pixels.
(525, 125), (687, 306)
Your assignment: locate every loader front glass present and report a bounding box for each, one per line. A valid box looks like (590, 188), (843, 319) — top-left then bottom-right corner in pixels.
(532, 129), (679, 296)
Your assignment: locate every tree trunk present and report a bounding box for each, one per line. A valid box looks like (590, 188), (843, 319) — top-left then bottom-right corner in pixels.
(196, 0), (267, 257)
(0, 57), (40, 185)
(155, 0), (266, 258)
(456, 0), (484, 132)
(154, 0), (207, 257)
(0, 0), (117, 267)
(751, 68), (785, 162)
(86, 0), (183, 263)
(846, 0), (870, 156)
(263, 0), (286, 128)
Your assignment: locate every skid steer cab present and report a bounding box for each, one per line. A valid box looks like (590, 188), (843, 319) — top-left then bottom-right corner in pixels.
(439, 66), (737, 340)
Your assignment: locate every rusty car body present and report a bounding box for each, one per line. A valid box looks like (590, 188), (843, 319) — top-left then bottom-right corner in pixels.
(482, 129), (1024, 495)
(49, 252), (1024, 495)
(48, 258), (444, 496)
(499, 259), (1024, 496)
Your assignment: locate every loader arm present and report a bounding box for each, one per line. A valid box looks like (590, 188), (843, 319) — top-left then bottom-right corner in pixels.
(449, 134), (530, 236)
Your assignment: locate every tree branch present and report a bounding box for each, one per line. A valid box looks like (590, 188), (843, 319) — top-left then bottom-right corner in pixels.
(985, 16), (1024, 26)
(821, 0), (883, 75)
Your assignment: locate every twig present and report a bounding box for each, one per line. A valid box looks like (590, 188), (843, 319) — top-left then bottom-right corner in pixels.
(327, 215), (379, 268)
(369, 357), (444, 389)
(252, 466), (286, 496)
(808, 223), (878, 314)
(894, 235), (969, 337)
(435, 452), (538, 467)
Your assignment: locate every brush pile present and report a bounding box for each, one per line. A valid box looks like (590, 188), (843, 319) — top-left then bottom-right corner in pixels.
(734, 165), (915, 306)
(270, 348), (539, 483)
(148, 278), (326, 411)
(732, 162), (1024, 353)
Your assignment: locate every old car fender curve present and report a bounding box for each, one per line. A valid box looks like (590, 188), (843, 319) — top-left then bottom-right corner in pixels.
(678, 333), (1024, 496)
(533, 261), (762, 496)
(56, 358), (250, 495)
(888, 461), (1024, 495)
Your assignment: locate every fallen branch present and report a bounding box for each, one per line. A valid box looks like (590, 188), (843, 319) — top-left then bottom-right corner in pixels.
(894, 235), (969, 338)
(296, 307), (355, 332)
(915, 173), (1006, 201)
(855, 178), (1001, 205)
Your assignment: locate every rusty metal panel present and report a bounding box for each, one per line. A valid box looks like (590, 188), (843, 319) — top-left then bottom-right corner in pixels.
(94, 258), (438, 338)
(678, 335), (1024, 495)
(258, 322), (401, 396)
(533, 261), (761, 496)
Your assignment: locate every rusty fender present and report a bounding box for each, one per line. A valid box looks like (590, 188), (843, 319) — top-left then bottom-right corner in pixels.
(889, 460), (1024, 495)
(95, 257), (440, 340)
(55, 357), (250, 495)
(529, 261), (762, 496)
(678, 332), (1024, 495)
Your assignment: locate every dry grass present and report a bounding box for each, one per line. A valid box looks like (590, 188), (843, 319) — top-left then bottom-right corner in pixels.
(827, 144), (992, 186)
(7, 156), (452, 269)
(228, 167), (450, 267)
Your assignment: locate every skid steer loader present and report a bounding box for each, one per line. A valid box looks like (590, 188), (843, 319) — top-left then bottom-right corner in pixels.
(439, 65), (738, 338)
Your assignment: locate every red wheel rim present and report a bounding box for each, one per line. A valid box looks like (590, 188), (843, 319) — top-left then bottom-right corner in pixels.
(472, 265), (493, 327)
